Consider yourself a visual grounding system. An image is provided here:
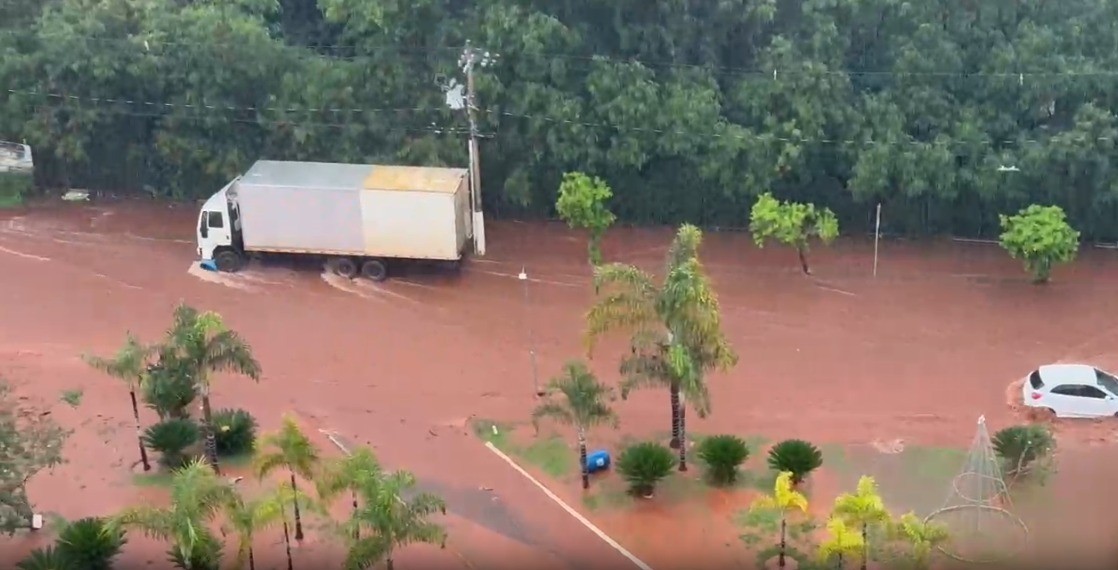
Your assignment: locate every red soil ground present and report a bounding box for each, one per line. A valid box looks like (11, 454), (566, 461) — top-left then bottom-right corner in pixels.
(1, 198), (1117, 568)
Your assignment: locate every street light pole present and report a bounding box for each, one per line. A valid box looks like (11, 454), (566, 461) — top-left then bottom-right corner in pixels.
(518, 267), (543, 396)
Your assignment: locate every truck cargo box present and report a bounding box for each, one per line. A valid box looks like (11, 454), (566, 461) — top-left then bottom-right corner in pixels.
(233, 161), (470, 261)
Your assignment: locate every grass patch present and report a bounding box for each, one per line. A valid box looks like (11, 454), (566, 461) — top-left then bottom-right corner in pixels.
(132, 471), (174, 487)
(59, 388), (83, 407)
(470, 419), (574, 479)
(821, 443), (965, 516)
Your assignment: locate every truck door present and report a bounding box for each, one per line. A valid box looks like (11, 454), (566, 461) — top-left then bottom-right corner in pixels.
(205, 210), (231, 248)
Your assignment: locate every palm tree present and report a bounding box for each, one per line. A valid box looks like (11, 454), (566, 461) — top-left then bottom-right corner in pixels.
(109, 458), (238, 570)
(224, 484), (312, 570)
(341, 469), (447, 570)
(84, 333), (155, 471)
(531, 361), (619, 489)
(586, 225), (736, 468)
(162, 303), (261, 474)
(818, 516), (864, 569)
(317, 447), (383, 539)
(253, 415), (320, 542)
(751, 471), (809, 568)
(832, 476), (891, 570)
(888, 512), (949, 570)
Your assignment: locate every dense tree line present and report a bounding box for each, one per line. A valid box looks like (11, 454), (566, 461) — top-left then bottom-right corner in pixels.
(2, 0), (1118, 238)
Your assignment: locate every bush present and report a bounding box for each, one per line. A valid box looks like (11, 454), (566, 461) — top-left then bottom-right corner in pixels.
(992, 424), (1056, 477)
(55, 517), (126, 570)
(143, 418), (201, 468)
(168, 531), (223, 570)
(998, 204), (1080, 284)
(616, 442), (676, 497)
(143, 358), (197, 420)
(212, 408), (257, 457)
(697, 434), (751, 486)
(17, 546), (75, 570)
(766, 439), (823, 484)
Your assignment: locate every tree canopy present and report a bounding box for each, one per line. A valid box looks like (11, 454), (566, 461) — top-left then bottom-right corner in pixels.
(4, 0), (1118, 238)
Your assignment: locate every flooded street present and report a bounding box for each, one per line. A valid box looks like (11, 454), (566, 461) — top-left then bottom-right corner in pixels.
(2, 199), (1118, 567)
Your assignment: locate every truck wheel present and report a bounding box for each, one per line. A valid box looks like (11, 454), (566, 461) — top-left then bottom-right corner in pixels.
(214, 250), (244, 273)
(361, 259), (388, 282)
(332, 258), (357, 279)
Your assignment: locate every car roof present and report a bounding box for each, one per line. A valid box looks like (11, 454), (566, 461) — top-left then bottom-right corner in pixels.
(1038, 364), (1097, 386)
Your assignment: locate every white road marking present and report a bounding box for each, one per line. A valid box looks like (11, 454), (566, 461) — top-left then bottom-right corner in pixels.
(482, 441), (653, 570)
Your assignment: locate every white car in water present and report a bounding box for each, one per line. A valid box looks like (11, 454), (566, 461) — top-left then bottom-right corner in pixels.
(1022, 364), (1118, 418)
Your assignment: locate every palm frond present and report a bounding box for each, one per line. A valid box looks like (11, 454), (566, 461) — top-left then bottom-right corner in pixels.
(205, 330), (261, 381)
(317, 447), (383, 502)
(343, 535), (391, 570)
(585, 263), (659, 351)
(618, 351), (672, 399)
(83, 332), (154, 388)
(665, 224), (703, 272)
(253, 415), (320, 479)
(530, 402), (573, 432)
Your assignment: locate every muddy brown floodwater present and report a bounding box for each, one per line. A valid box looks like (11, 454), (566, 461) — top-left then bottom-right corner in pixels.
(1, 199), (1118, 568)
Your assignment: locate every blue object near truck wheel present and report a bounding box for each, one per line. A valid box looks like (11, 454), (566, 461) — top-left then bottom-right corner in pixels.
(199, 260), (217, 272)
(586, 450), (610, 473)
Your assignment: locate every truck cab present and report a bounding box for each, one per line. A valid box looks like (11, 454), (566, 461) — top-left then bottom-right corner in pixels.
(196, 180), (245, 272)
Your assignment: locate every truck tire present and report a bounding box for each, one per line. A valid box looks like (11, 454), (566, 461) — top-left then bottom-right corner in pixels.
(361, 259), (388, 282)
(332, 257), (357, 279)
(214, 250), (244, 273)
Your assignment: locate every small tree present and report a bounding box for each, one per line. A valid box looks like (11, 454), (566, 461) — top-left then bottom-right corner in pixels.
(818, 516), (864, 569)
(84, 333), (156, 471)
(750, 192), (839, 275)
(767, 439), (824, 485)
(750, 471), (809, 568)
(887, 512), (949, 570)
(991, 424), (1056, 482)
(340, 469), (447, 570)
(832, 476), (890, 570)
(615, 442), (675, 498)
(253, 415), (320, 542)
(998, 204), (1079, 284)
(0, 380), (70, 535)
(531, 361), (619, 490)
(697, 435), (750, 486)
(555, 171), (616, 266)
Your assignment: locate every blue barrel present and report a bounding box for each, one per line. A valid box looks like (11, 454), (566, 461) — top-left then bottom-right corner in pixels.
(586, 449), (610, 473)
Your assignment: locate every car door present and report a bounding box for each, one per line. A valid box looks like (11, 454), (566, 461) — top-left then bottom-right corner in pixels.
(1046, 385), (1092, 417)
(1077, 385), (1116, 417)
(206, 210), (230, 247)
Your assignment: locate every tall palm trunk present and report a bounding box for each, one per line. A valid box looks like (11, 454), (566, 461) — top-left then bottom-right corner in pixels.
(248, 547), (256, 570)
(779, 517), (787, 567)
(677, 394), (688, 472)
(387, 556), (395, 570)
(200, 392), (221, 474)
(289, 472), (305, 541)
(797, 246), (811, 275)
(129, 387), (151, 471)
(577, 429), (589, 490)
(669, 383), (681, 449)
(352, 491), (359, 539)
(282, 516), (294, 570)
(860, 523), (868, 570)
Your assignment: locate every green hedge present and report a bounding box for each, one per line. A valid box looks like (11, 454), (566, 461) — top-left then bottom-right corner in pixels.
(0, 173), (31, 207)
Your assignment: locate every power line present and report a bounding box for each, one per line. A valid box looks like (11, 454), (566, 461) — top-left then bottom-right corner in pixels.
(10, 103), (469, 138)
(3, 28), (1118, 79)
(11, 88), (1117, 150)
(5, 89), (450, 116)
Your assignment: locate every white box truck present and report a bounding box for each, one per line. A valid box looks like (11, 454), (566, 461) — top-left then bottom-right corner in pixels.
(196, 160), (474, 281)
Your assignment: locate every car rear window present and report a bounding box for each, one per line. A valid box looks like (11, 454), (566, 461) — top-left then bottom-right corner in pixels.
(1029, 370), (1044, 389)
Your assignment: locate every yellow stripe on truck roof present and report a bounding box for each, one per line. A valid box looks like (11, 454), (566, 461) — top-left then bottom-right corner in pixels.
(362, 165), (468, 193)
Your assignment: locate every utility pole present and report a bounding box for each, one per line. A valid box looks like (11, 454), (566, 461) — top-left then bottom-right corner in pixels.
(519, 267), (543, 397)
(458, 43), (497, 256)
